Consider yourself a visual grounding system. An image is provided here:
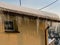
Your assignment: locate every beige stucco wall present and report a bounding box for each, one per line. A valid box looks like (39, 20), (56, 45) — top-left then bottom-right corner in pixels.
(0, 11), (47, 45)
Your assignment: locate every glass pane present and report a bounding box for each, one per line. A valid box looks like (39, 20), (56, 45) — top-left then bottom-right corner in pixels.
(4, 21), (14, 31)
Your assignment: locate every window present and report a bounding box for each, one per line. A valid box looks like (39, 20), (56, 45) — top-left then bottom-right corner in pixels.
(4, 21), (14, 31)
(4, 20), (19, 33)
(3, 12), (19, 33)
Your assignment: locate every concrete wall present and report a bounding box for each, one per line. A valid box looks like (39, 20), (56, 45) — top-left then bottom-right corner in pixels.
(0, 11), (47, 45)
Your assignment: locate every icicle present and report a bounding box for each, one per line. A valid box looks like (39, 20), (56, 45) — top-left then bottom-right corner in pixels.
(36, 17), (39, 35)
(7, 12), (10, 21)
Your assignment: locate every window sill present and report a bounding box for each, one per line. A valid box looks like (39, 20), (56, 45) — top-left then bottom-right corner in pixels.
(5, 31), (20, 33)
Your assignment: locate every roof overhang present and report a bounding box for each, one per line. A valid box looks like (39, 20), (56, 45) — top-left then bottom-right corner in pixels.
(0, 2), (60, 22)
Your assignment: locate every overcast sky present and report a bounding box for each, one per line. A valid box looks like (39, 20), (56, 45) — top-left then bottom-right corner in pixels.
(0, 0), (60, 16)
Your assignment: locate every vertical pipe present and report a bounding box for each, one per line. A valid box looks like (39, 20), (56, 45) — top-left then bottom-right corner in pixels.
(45, 21), (48, 45)
(45, 29), (47, 45)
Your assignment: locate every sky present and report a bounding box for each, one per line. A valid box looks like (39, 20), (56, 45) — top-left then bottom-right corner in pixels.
(0, 0), (60, 16)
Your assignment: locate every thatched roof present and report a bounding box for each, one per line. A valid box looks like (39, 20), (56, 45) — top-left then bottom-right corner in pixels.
(0, 2), (60, 22)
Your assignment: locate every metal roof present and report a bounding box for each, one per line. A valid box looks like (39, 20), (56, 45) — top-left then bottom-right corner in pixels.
(0, 2), (60, 22)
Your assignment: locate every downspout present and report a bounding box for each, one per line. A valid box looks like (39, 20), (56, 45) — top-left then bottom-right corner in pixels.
(45, 22), (52, 45)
